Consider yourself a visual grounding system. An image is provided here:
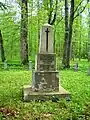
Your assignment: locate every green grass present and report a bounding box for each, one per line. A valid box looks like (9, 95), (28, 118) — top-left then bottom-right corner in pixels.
(0, 60), (90, 119)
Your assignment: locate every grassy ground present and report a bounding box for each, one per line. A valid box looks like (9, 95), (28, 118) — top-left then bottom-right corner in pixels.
(0, 60), (90, 119)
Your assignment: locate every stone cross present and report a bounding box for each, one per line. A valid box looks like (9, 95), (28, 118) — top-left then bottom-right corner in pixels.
(39, 24), (53, 53)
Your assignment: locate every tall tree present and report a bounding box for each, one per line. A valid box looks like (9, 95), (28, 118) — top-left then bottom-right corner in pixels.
(66, 0), (74, 68)
(87, 0), (90, 61)
(20, 0), (28, 65)
(48, 0), (58, 25)
(62, 0), (69, 68)
(0, 30), (6, 62)
(62, 0), (87, 68)
(0, 2), (7, 62)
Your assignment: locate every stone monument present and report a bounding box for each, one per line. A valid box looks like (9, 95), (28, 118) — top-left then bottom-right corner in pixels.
(23, 24), (70, 101)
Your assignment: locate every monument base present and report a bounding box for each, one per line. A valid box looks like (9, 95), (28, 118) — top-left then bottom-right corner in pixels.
(23, 85), (71, 102)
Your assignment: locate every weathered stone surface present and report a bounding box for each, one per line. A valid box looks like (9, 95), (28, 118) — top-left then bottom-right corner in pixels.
(32, 71), (59, 92)
(39, 24), (53, 53)
(24, 85), (71, 101)
(36, 53), (56, 71)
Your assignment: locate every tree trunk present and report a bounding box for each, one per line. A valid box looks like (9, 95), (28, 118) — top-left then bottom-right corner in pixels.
(0, 2), (7, 10)
(0, 30), (6, 62)
(66, 0), (74, 68)
(62, 0), (74, 68)
(62, 0), (69, 68)
(79, 15), (82, 61)
(88, 0), (90, 61)
(48, 0), (58, 25)
(20, 0), (28, 65)
(62, 0), (87, 68)
(48, 0), (53, 24)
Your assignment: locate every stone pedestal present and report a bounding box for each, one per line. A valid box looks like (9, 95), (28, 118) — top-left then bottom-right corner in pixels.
(23, 53), (70, 101)
(24, 85), (70, 101)
(23, 24), (70, 101)
(32, 71), (59, 92)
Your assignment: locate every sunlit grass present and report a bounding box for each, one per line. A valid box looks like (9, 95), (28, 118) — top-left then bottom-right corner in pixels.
(0, 60), (90, 119)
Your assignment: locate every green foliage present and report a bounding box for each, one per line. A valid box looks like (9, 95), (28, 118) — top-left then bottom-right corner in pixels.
(0, 12), (20, 61)
(0, 0), (89, 62)
(0, 61), (90, 119)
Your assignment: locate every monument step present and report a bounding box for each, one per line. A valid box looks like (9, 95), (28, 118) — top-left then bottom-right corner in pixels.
(32, 71), (59, 92)
(37, 53), (56, 64)
(37, 63), (55, 65)
(34, 71), (59, 72)
(37, 64), (56, 71)
(23, 85), (71, 101)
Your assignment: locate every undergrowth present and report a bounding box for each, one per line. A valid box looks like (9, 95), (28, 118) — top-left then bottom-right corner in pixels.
(0, 60), (90, 119)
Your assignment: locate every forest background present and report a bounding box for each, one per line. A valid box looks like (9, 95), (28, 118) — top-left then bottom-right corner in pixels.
(0, 0), (90, 69)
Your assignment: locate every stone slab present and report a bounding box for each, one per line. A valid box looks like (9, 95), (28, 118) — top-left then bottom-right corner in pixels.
(32, 71), (59, 92)
(36, 53), (56, 71)
(23, 85), (71, 102)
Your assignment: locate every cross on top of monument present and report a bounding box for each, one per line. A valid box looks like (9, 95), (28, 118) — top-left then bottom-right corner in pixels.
(39, 23), (54, 53)
(45, 28), (49, 52)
